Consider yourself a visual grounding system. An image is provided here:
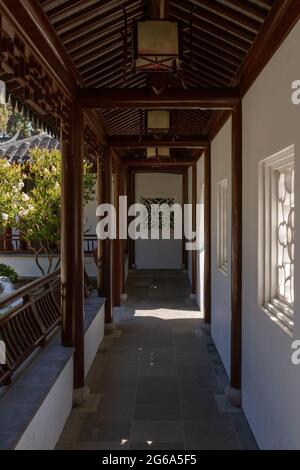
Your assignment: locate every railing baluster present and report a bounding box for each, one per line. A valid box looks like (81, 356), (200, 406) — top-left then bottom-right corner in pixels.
(0, 270), (62, 386)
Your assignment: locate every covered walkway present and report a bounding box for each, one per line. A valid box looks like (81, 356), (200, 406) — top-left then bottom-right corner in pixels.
(56, 271), (256, 450)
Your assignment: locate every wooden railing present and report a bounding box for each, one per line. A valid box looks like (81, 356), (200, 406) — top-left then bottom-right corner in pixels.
(0, 234), (98, 254)
(0, 270), (61, 386)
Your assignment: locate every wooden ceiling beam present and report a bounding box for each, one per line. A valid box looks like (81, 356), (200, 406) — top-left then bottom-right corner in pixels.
(77, 87), (240, 110)
(107, 135), (208, 149)
(124, 159), (196, 168)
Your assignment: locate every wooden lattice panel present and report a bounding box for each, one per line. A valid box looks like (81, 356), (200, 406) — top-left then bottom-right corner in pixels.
(0, 14), (72, 138)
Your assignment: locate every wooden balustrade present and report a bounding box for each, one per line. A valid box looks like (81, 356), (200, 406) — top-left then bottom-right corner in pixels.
(0, 270), (61, 386)
(0, 235), (98, 255)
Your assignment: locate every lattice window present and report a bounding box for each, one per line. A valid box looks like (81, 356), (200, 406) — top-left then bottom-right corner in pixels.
(141, 197), (175, 230)
(277, 168), (294, 306)
(217, 179), (228, 275)
(258, 145), (295, 336)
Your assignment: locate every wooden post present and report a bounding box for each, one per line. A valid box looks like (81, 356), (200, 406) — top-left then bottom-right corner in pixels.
(96, 156), (103, 294)
(61, 101), (85, 393)
(204, 143), (211, 324)
(119, 167), (127, 300)
(102, 147), (113, 324)
(182, 169), (188, 269)
(227, 102), (242, 406)
(191, 163), (197, 295)
(113, 165), (121, 307)
(128, 170), (136, 269)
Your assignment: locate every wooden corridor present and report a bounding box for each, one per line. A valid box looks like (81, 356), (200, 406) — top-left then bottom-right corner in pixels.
(56, 271), (257, 450)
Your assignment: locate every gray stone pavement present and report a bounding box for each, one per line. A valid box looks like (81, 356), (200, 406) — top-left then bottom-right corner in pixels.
(56, 270), (258, 450)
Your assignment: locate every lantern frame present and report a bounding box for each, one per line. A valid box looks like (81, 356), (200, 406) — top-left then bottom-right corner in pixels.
(133, 19), (182, 73)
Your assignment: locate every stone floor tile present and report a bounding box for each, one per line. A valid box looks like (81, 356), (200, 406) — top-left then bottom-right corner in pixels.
(130, 421), (184, 443)
(56, 270), (258, 451)
(78, 419), (131, 442)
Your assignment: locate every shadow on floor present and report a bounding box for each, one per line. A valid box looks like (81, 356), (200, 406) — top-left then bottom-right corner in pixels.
(56, 270), (258, 451)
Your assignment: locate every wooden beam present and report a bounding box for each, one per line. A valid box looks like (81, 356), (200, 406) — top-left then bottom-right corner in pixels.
(209, 1), (300, 140)
(77, 87), (240, 109)
(230, 102), (242, 394)
(204, 143), (211, 324)
(149, 0), (169, 19)
(124, 158), (197, 168)
(108, 135), (209, 149)
(237, 0), (300, 94)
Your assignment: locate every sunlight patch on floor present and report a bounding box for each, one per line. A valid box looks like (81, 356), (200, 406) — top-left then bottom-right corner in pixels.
(134, 308), (204, 320)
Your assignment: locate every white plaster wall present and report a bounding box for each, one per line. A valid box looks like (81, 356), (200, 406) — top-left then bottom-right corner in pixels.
(211, 117), (232, 377)
(0, 254), (97, 279)
(135, 173), (182, 269)
(0, 255), (60, 278)
(242, 20), (300, 450)
(84, 180), (97, 235)
(84, 304), (105, 376)
(15, 356), (74, 450)
(15, 303), (105, 450)
(196, 157), (205, 313)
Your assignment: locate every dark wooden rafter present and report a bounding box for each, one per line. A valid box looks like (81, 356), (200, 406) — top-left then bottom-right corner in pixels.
(38, 0), (276, 138)
(108, 135), (208, 149)
(209, 0), (300, 139)
(0, 0), (107, 144)
(77, 87), (241, 109)
(124, 157), (197, 168)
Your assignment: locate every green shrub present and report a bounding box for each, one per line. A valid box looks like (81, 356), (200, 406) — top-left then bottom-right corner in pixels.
(0, 264), (18, 284)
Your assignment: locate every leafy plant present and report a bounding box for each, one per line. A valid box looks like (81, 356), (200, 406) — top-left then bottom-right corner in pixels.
(0, 148), (96, 275)
(0, 264), (18, 284)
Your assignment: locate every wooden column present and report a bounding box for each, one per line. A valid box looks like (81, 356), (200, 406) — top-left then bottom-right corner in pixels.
(102, 147), (113, 324)
(96, 156), (103, 294)
(128, 170), (136, 269)
(204, 143), (211, 324)
(182, 169), (188, 269)
(230, 102), (242, 395)
(113, 165), (121, 307)
(61, 101), (85, 390)
(191, 163), (197, 295)
(119, 167), (127, 298)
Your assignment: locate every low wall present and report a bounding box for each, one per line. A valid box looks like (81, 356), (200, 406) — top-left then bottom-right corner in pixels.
(0, 296), (105, 450)
(0, 254), (97, 279)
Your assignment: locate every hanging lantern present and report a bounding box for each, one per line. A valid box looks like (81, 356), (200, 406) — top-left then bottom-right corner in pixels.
(147, 147), (170, 159)
(133, 20), (181, 73)
(147, 110), (170, 134)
